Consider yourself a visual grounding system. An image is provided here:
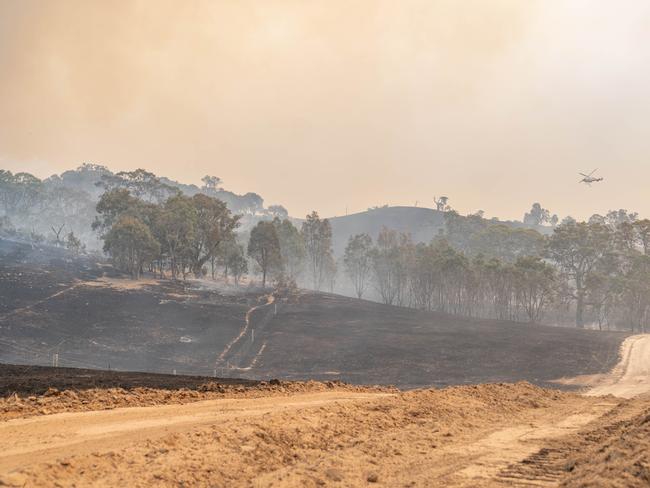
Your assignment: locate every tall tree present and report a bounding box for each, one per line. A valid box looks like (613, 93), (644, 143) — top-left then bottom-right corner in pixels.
(617, 254), (650, 332)
(93, 189), (142, 236)
(0, 171), (43, 215)
(547, 221), (615, 327)
(324, 253), (338, 293)
(273, 218), (305, 280)
(97, 168), (177, 203)
(433, 196), (450, 212)
(247, 221), (281, 287)
(343, 233), (373, 299)
(200, 175), (222, 194)
(103, 216), (160, 279)
(513, 256), (556, 323)
(633, 219), (650, 255)
(268, 205), (289, 219)
(523, 203), (551, 226)
(220, 238), (248, 284)
(187, 194), (239, 277)
(370, 227), (412, 306)
(301, 211), (333, 290)
(156, 195), (196, 279)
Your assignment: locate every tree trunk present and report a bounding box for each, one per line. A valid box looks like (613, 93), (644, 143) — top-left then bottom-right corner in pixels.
(576, 293), (585, 328)
(574, 273), (585, 328)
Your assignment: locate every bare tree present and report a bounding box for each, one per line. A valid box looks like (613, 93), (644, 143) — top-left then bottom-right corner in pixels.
(51, 224), (66, 246)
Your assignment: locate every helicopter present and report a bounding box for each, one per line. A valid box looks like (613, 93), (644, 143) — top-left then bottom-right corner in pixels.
(579, 169), (603, 186)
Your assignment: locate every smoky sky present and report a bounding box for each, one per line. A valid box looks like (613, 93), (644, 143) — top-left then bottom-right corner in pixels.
(1, 0), (650, 220)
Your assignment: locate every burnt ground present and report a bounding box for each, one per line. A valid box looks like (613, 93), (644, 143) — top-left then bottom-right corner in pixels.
(256, 292), (627, 388)
(0, 237), (628, 389)
(0, 238), (256, 376)
(0, 363), (258, 398)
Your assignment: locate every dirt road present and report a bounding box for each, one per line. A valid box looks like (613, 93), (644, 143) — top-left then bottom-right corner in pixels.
(0, 382), (630, 488)
(0, 336), (649, 487)
(586, 334), (650, 398)
(0, 391), (385, 474)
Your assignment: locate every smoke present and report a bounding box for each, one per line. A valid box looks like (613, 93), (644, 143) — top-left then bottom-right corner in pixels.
(1, 0), (649, 220)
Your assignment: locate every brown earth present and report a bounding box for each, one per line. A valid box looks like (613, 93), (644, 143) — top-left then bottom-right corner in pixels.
(0, 336), (649, 488)
(0, 364), (392, 422)
(0, 381), (598, 487)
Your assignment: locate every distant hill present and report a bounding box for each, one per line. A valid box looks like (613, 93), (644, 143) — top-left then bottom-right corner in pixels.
(327, 206), (552, 256)
(329, 206), (445, 255)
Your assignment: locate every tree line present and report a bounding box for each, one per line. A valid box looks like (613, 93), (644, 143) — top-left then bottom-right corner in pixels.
(94, 186), (337, 290)
(0, 164), (284, 249)
(343, 210), (650, 331)
(4, 166), (649, 331)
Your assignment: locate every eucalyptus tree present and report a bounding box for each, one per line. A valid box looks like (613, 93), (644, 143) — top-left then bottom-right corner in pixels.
(343, 233), (373, 299)
(103, 216), (160, 279)
(187, 194), (239, 277)
(273, 218), (305, 281)
(301, 211), (334, 290)
(513, 256), (556, 323)
(248, 220), (281, 287)
(546, 221), (615, 327)
(156, 194), (196, 279)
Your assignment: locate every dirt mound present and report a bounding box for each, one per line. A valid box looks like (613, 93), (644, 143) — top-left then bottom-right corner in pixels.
(0, 375), (390, 421)
(561, 400), (650, 487)
(0, 382), (586, 487)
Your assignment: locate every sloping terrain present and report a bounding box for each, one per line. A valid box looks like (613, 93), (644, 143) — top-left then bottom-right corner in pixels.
(0, 238), (627, 388)
(0, 239), (256, 375)
(328, 206), (552, 256)
(329, 206), (446, 255)
(256, 292), (626, 388)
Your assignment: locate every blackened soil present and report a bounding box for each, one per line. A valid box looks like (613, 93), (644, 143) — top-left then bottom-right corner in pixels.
(257, 292), (627, 389)
(0, 238), (255, 376)
(0, 363), (257, 397)
(0, 238), (628, 389)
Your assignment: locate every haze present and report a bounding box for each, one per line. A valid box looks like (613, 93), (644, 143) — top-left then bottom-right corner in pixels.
(1, 0), (649, 220)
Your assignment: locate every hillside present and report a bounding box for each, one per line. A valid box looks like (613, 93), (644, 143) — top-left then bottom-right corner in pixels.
(328, 206), (446, 255)
(328, 205), (551, 256)
(0, 238), (626, 388)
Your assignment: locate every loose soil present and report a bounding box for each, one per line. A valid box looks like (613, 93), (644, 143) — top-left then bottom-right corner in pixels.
(0, 333), (648, 487)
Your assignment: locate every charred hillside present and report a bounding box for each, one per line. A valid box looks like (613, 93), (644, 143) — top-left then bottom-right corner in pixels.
(0, 238), (626, 388)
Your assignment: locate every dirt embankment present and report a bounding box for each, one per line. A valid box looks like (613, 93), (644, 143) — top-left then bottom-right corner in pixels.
(0, 364), (391, 421)
(0, 381), (589, 487)
(1, 353), (650, 487)
(561, 401), (650, 487)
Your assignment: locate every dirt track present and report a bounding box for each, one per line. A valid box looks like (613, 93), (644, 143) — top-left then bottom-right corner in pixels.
(1, 383), (595, 487)
(586, 334), (650, 398)
(1, 335), (649, 487)
(0, 391), (387, 474)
